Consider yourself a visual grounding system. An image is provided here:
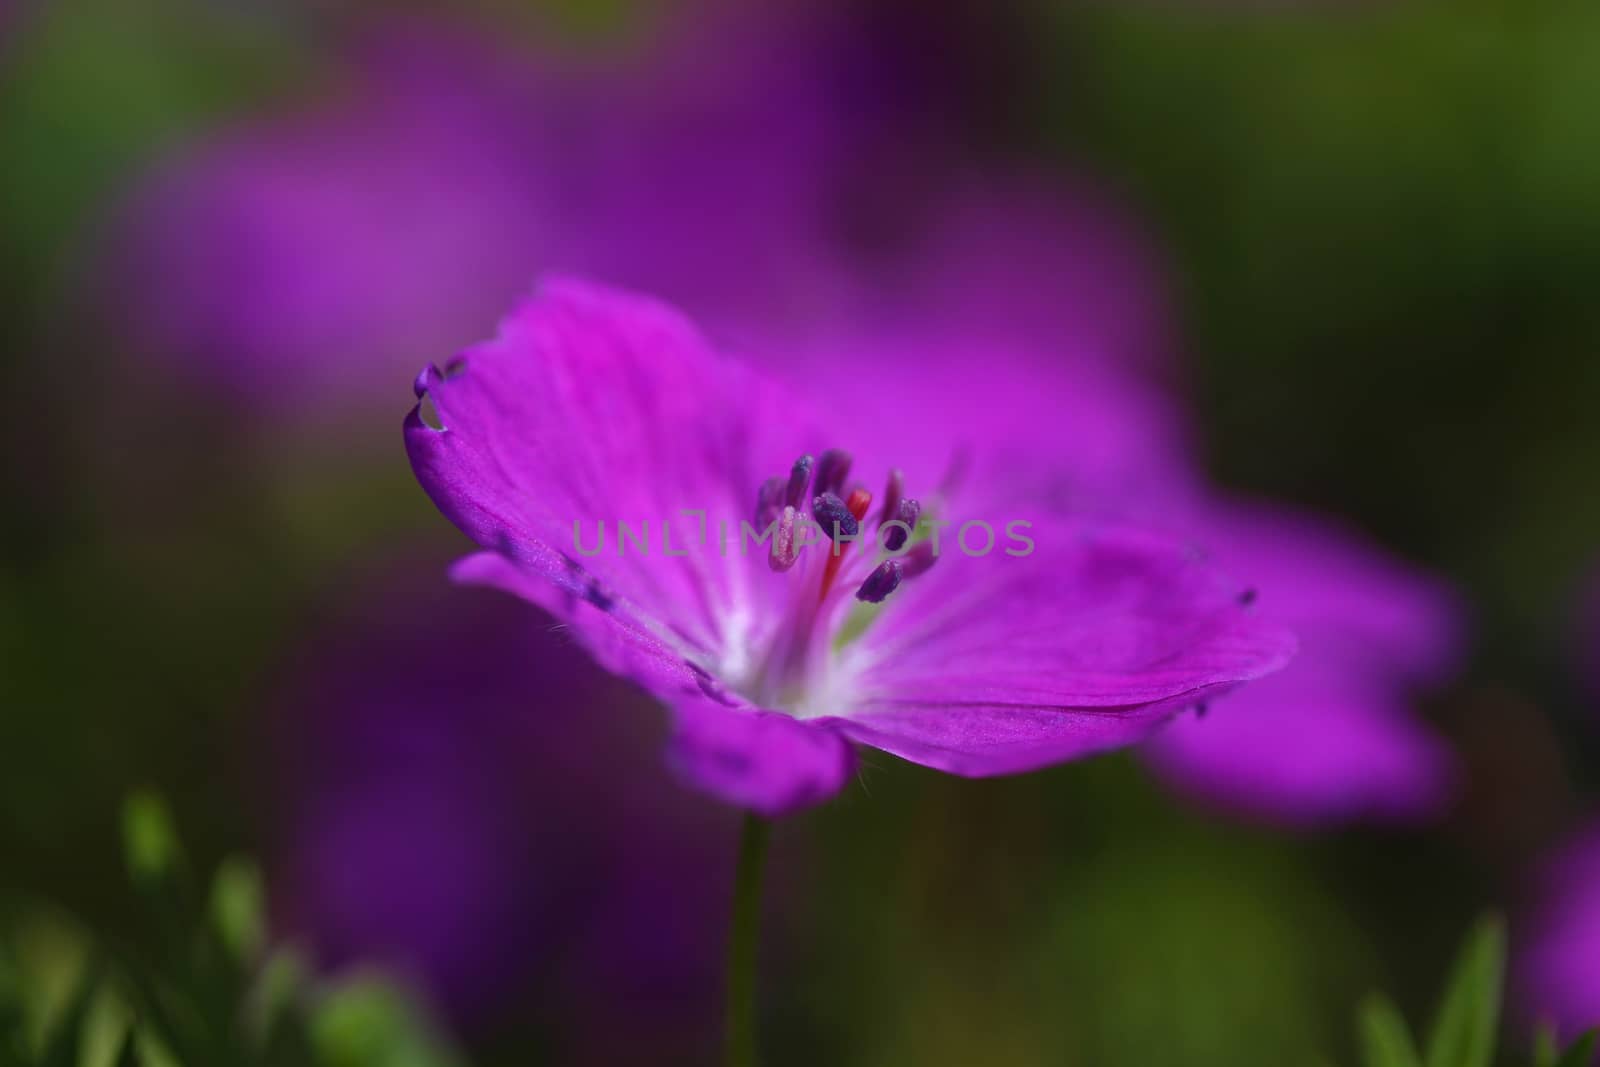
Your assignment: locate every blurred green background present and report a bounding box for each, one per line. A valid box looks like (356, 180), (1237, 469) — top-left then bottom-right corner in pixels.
(2, 1), (1598, 1065)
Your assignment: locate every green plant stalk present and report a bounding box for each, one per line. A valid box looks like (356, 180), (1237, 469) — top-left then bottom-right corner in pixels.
(724, 814), (771, 1067)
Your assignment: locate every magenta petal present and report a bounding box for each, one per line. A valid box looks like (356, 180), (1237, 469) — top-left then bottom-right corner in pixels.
(665, 695), (856, 817)
(828, 521), (1295, 777)
(1517, 825), (1600, 1036)
(1142, 498), (1465, 825)
(1191, 498), (1464, 684)
(406, 279), (812, 674)
(453, 549), (855, 814)
(447, 550), (701, 699)
(825, 704), (1182, 777)
(1143, 661), (1456, 825)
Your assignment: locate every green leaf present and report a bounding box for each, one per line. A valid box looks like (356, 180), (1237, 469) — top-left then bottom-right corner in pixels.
(121, 792), (182, 889)
(1554, 1029), (1598, 1067)
(310, 977), (464, 1067)
(1361, 992), (1422, 1067)
(1423, 915), (1505, 1067)
(111, 963), (199, 1067)
(38, 965), (97, 1067)
(113, 1028), (143, 1067)
(247, 947), (310, 1059)
(0, 954), (23, 1053)
(207, 858), (265, 965)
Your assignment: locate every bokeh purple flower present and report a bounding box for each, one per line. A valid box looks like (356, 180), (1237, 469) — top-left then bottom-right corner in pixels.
(109, 24), (554, 413)
(1514, 561), (1600, 1038)
(1517, 824), (1600, 1037)
(265, 555), (727, 1052)
(103, 6), (869, 418)
(813, 173), (1177, 376)
(404, 279), (1294, 816)
(1143, 501), (1462, 824)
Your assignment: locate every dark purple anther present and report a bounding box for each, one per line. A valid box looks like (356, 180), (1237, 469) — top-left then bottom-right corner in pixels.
(900, 541), (937, 579)
(770, 506), (800, 571)
(855, 559), (904, 604)
(814, 449), (852, 497)
(785, 455), (814, 508)
(883, 498), (922, 552)
(812, 492), (859, 542)
(755, 476), (785, 528)
(878, 469), (904, 525)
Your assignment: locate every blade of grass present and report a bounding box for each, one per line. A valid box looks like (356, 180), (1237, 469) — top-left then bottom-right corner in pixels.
(1361, 992), (1423, 1067)
(1423, 915), (1505, 1067)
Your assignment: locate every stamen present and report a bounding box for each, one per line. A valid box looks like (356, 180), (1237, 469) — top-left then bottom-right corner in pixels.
(817, 490), (863, 597)
(883, 498), (921, 551)
(754, 476), (785, 528)
(855, 559), (903, 603)
(769, 505), (800, 571)
(812, 492), (859, 543)
(814, 449), (853, 497)
(878, 469), (904, 525)
(784, 455), (814, 508)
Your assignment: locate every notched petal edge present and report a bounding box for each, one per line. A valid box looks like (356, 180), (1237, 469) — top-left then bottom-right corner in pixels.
(410, 358), (470, 431)
(410, 362), (447, 430)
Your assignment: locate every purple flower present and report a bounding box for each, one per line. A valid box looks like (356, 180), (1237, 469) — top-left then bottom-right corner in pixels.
(846, 344), (1459, 827)
(266, 555), (727, 1045)
(1142, 500), (1462, 825)
(1517, 824), (1600, 1037)
(103, 9), (869, 417)
(404, 279), (1294, 816)
(818, 173), (1176, 374)
(109, 25), (559, 412)
(773, 179), (1465, 828)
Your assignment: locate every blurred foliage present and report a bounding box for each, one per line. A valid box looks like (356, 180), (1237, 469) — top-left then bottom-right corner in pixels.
(0, 0), (298, 320)
(773, 756), (1388, 1067)
(0, 796), (1585, 1067)
(1039, 0), (1600, 695)
(1353, 915), (1596, 1067)
(0, 794), (462, 1067)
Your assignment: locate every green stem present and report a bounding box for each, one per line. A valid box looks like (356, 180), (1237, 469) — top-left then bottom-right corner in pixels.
(724, 813), (771, 1067)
